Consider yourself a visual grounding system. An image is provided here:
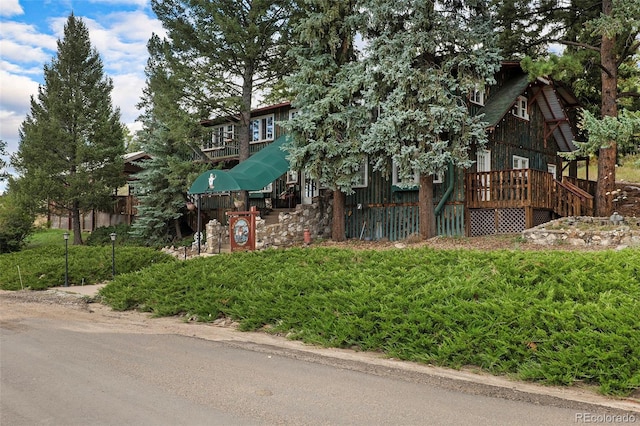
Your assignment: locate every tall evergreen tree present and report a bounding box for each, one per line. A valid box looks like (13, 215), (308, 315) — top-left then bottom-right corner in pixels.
(284, 0), (369, 241)
(151, 0), (298, 207)
(131, 35), (206, 244)
(0, 140), (8, 183)
(12, 14), (125, 245)
(522, 0), (640, 216)
(362, 0), (501, 238)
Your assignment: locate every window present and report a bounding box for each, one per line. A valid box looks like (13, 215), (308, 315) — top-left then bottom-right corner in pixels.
(547, 164), (557, 178)
(289, 109), (299, 119)
(286, 170), (298, 183)
(205, 124), (234, 150)
(392, 161), (418, 187)
(250, 114), (274, 143)
(512, 96), (529, 120)
(392, 161), (442, 188)
(354, 158), (368, 188)
(470, 85), (485, 106)
(512, 155), (529, 169)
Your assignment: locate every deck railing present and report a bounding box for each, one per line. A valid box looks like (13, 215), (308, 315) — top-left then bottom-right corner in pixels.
(202, 143), (239, 160)
(554, 179), (594, 217)
(466, 169), (595, 218)
(465, 169), (554, 209)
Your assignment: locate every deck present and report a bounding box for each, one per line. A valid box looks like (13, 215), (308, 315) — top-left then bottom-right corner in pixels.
(465, 169), (594, 231)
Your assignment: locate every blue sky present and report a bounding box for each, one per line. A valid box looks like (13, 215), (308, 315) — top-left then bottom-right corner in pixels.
(0, 0), (165, 193)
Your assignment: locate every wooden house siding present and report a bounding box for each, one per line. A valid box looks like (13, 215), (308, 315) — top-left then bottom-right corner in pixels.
(344, 165), (466, 240)
(484, 101), (560, 174)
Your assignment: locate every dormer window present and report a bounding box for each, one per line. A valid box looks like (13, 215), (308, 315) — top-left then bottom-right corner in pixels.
(470, 85), (485, 106)
(512, 96), (529, 120)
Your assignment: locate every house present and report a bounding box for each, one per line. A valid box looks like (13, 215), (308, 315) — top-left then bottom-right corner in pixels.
(189, 62), (594, 241)
(49, 151), (150, 231)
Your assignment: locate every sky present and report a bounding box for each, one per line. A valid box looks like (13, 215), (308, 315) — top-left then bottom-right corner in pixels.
(0, 0), (166, 193)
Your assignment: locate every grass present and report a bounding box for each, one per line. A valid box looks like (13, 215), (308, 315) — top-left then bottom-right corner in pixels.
(99, 246), (640, 396)
(569, 154), (640, 183)
(1, 228), (176, 290)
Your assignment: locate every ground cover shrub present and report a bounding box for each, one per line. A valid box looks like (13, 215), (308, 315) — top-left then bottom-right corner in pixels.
(0, 245), (175, 290)
(99, 247), (640, 396)
(86, 224), (145, 246)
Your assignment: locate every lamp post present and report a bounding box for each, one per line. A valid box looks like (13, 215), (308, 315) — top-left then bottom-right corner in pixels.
(196, 194), (201, 255)
(110, 232), (116, 277)
(63, 232), (69, 287)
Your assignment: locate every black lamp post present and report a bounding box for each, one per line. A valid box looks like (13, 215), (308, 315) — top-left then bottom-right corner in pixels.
(196, 194), (201, 255)
(110, 232), (116, 277)
(63, 232), (69, 287)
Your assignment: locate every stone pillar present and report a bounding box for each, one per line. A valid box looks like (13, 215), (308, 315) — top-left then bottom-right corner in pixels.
(205, 219), (225, 254)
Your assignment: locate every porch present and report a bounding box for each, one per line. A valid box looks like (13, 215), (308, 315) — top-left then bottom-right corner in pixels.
(465, 169), (595, 236)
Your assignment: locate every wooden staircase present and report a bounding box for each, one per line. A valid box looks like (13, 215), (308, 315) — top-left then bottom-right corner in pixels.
(553, 177), (595, 217)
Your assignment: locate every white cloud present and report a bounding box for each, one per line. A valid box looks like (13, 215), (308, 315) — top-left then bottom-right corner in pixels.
(0, 21), (57, 52)
(0, 0), (23, 17)
(112, 72), (145, 125)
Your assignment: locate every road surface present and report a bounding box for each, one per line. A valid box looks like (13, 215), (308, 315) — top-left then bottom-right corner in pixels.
(1, 290), (637, 425)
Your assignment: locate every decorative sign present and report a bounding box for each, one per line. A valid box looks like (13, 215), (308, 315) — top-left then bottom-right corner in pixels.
(226, 206), (259, 252)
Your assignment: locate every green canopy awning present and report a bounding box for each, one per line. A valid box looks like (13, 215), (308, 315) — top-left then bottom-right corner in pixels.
(189, 135), (291, 194)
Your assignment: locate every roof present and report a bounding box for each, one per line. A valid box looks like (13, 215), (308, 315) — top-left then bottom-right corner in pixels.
(477, 74), (577, 152)
(477, 74), (531, 128)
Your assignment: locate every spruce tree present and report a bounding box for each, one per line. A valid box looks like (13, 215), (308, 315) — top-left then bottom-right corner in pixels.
(284, 0), (369, 241)
(362, 0), (501, 238)
(131, 35), (206, 244)
(13, 14), (125, 245)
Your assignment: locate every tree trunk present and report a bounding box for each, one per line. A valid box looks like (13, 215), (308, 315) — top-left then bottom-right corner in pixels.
(72, 201), (83, 245)
(238, 67), (254, 210)
(174, 218), (183, 240)
(595, 0), (617, 217)
(419, 174), (436, 239)
(331, 190), (346, 242)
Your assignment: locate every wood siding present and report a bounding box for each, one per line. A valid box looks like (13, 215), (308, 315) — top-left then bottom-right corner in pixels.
(344, 166), (465, 240)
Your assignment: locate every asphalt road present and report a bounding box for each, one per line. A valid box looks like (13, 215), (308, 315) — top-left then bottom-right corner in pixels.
(1, 292), (638, 425)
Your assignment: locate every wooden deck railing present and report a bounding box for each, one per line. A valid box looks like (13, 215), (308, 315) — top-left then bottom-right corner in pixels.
(466, 169), (594, 218)
(202, 143), (239, 160)
(553, 179), (594, 217)
(562, 176), (597, 197)
(465, 169), (554, 209)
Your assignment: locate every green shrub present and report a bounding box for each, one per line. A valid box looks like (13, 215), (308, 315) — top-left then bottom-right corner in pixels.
(0, 193), (34, 253)
(100, 247), (640, 396)
(86, 224), (143, 246)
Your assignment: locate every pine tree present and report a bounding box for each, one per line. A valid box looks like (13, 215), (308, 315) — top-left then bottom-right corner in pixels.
(131, 35), (206, 244)
(0, 140), (8, 183)
(12, 14), (125, 245)
(522, 0), (640, 216)
(284, 0), (369, 241)
(151, 0), (298, 207)
(362, 0), (501, 238)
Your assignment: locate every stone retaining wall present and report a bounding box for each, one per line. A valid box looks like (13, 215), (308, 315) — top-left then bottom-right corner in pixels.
(522, 216), (640, 249)
(205, 202), (332, 253)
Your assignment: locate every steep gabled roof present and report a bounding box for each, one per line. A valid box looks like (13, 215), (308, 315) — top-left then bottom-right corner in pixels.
(477, 74), (577, 152)
(477, 74), (531, 128)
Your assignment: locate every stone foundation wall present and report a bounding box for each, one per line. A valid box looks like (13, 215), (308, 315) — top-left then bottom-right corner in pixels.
(205, 202), (332, 252)
(523, 216), (640, 249)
